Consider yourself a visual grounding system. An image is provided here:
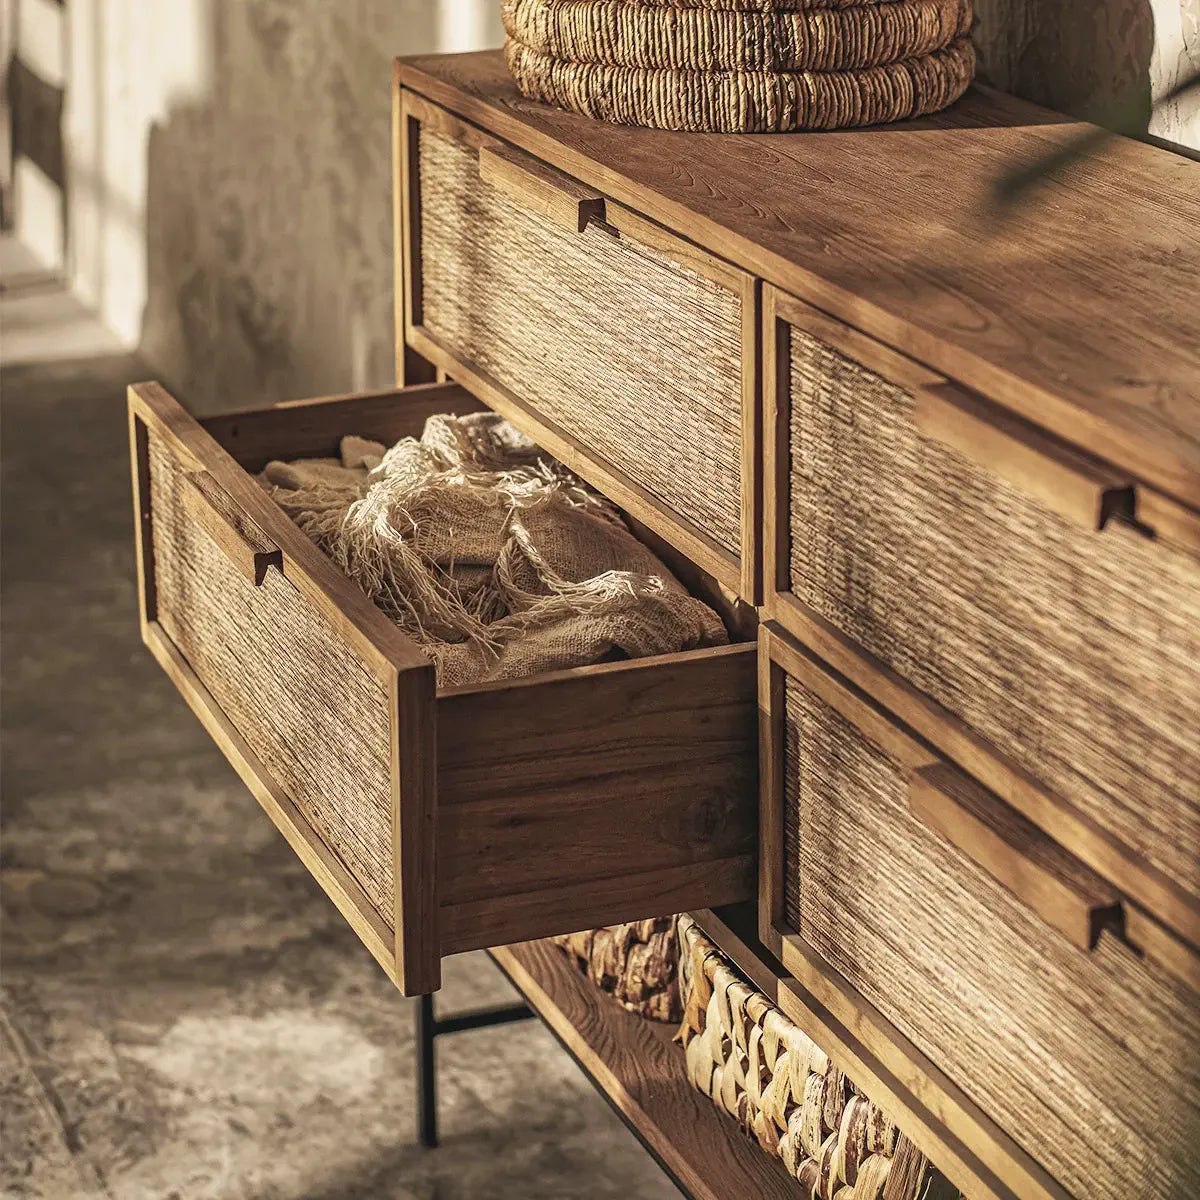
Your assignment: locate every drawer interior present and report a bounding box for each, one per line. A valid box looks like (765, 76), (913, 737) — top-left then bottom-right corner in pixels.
(130, 380), (758, 995)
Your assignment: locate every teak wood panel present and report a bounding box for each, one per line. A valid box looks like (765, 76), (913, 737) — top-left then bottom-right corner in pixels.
(130, 381), (759, 996)
(762, 285), (1200, 950)
(397, 85), (761, 603)
(393, 60), (437, 388)
(436, 646), (757, 949)
(397, 51), (1200, 510)
(200, 382), (489, 471)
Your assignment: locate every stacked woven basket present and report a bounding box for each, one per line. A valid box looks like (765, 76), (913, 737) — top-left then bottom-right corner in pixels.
(504, 0), (976, 131)
(553, 918), (681, 1021)
(676, 917), (965, 1198)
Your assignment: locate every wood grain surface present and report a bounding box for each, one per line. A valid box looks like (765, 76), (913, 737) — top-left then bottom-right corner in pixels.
(437, 645), (758, 953)
(490, 938), (802, 1200)
(199, 382), (485, 471)
(397, 51), (1200, 509)
(181, 471), (282, 586)
(478, 142), (606, 232)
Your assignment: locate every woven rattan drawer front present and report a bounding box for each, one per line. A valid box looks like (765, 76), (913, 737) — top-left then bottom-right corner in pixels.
(404, 97), (754, 597)
(148, 435), (396, 914)
(129, 381), (758, 997)
(766, 632), (1200, 1200)
(765, 288), (1200, 940)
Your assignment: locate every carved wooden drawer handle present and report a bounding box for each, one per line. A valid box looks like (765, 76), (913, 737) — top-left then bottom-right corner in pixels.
(908, 759), (1123, 951)
(1123, 903), (1200, 994)
(1135, 486), (1200, 561)
(182, 471), (283, 587)
(914, 381), (1135, 531)
(478, 143), (606, 234)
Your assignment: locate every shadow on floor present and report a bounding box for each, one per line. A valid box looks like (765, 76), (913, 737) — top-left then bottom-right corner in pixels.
(0, 303), (676, 1200)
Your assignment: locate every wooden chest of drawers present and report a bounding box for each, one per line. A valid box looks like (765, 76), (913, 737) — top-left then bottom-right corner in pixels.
(130, 49), (1200, 1200)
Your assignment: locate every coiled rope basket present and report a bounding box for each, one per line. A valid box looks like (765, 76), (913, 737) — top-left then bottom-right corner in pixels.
(503, 0), (976, 132)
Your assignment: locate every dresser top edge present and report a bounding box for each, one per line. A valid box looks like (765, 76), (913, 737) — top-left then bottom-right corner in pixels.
(396, 50), (1200, 509)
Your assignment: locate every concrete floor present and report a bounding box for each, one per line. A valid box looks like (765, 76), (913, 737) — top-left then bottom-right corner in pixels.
(0, 256), (678, 1199)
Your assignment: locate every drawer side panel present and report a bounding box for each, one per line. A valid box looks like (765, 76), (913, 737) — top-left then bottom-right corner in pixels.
(419, 128), (744, 557)
(148, 435), (395, 922)
(786, 326), (1200, 895)
(782, 677), (1200, 1200)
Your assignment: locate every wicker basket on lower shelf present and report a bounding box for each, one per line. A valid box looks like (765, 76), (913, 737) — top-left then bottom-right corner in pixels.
(552, 917), (680, 1021)
(676, 916), (964, 1199)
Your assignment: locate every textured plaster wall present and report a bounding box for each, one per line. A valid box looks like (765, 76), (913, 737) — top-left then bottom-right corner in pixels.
(63, 1), (1198, 413)
(63, 0), (502, 413)
(974, 0), (1199, 149)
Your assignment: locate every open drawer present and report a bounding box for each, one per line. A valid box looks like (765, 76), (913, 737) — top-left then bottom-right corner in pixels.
(128, 380), (758, 995)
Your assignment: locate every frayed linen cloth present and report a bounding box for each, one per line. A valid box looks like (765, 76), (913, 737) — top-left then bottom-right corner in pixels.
(260, 412), (728, 687)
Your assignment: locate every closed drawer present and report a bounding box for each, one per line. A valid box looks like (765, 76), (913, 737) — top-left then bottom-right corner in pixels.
(763, 285), (1200, 946)
(760, 624), (1200, 1200)
(129, 380), (758, 995)
(400, 92), (757, 600)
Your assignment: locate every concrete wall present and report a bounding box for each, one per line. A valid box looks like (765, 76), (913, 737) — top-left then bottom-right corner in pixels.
(8, 0), (69, 269)
(974, 0), (1199, 150)
(39, 0), (1200, 411)
(59, 0), (501, 411)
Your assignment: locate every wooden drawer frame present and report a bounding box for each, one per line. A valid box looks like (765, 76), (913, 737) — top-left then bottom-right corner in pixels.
(758, 624), (1076, 1200)
(759, 623), (1200, 1200)
(130, 379), (758, 996)
(396, 83), (761, 604)
(761, 283), (1200, 954)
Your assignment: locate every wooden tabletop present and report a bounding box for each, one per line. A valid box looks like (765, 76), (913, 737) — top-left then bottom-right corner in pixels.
(398, 51), (1200, 508)
(490, 939), (801, 1200)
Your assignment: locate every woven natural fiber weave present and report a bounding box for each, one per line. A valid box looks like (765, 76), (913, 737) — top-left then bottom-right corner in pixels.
(781, 678), (1200, 1200)
(564, 0), (910, 9)
(676, 916), (963, 1199)
(553, 918), (680, 1021)
(418, 129), (744, 554)
(503, 0), (972, 73)
(565, 0), (907, 9)
(786, 325), (1200, 898)
(149, 437), (396, 921)
(505, 32), (974, 131)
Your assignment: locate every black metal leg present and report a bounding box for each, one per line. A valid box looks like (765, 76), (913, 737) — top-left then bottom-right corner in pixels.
(417, 993), (438, 1148)
(414, 992), (534, 1149)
